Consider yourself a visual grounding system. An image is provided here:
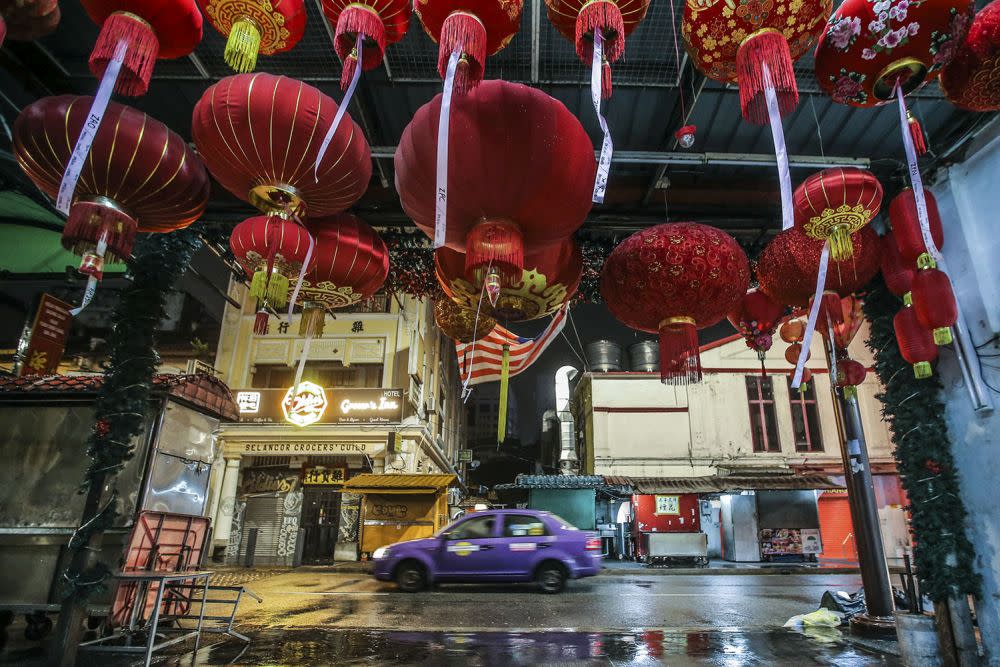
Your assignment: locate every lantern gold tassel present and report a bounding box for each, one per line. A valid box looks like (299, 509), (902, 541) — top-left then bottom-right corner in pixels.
(828, 225), (855, 262)
(225, 16), (262, 73)
(497, 344), (510, 445)
(299, 302), (326, 338)
(250, 271), (290, 309)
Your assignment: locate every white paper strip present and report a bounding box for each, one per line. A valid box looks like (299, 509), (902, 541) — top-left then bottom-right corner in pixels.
(315, 36), (364, 182)
(591, 29), (612, 204)
(763, 64), (793, 231)
(285, 227), (316, 323)
(292, 335), (313, 394)
(69, 233), (108, 317)
(57, 40), (127, 215)
(434, 47), (461, 249)
(792, 241), (830, 388)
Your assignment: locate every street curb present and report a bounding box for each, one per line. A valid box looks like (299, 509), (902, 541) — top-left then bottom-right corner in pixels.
(241, 563), (893, 577)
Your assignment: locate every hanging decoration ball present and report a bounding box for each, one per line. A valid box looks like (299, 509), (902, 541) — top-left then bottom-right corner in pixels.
(682, 0), (831, 124)
(396, 80), (595, 287)
(230, 215), (314, 315)
(322, 0), (411, 89)
(779, 318), (806, 344)
(600, 223), (750, 384)
(197, 0), (307, 73)
(911, 254), (958, 345)
(298, 213), (390, 311)
(192, 73), (371, 219)
(941, 0), (1000, 111)
(757, 229), (818, 308)
(544, 0), (651, 98)
(881, 231), (917, 297)
(81, 0), (203, 97)
(792, 167), (884, 262)
(814, 0), (974, 108)
(727, 288), (786, 360)
(13, 95), (209, 272)
(435, 298), (497, 343)
(785, 342), (810, 365)
(895, 292), (939, 378)
(413, 0), (524, 93)
(889, 187), (944, 263)
(436, 239), (583, 322)
(0, 0), (60, 46)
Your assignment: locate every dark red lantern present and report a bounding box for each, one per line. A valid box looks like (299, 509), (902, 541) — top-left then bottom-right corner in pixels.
(793, 167), (884, 262)
(815, 0), (974, 108)
(911, 255), (958, 345)
(0, 0), (60, 46)
(435, 298), (497, 343)
(728, 288), (785, 362)
(323, 0), (412, 88)
(812, 290), (846, 328)
(881, 231), (916, 297)
(779, 318), (805, 344)
(836, 358), (867, 398)
(827, 295), (866, 351)
(544, 0), (650, 98)
(600, 223), (750, 384)
(198, 0), (308, 73)
(81, 0), (203, 96)
(941, 0), (1000, 111)
(436, 239), (582, 322)
(396, 80), (595, 287)
(414, 0), (524, 93)
(297, 214), (390, 310)
(13, 95), (209, 274)
(889, 188), (944, 263)
(895, 293), (939, 378)
(192, 73), (371, 219)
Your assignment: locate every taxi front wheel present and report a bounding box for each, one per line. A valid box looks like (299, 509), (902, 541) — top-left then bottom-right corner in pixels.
(535, 562), (566, 594)
(395, 561), (428, 593)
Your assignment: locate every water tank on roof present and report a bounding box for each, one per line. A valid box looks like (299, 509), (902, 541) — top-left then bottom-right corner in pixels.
(586, 340), (623, 372)
(628, 340), (660, 372)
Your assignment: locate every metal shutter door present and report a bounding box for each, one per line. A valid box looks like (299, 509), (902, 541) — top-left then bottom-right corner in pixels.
(818, 495), (858, 561)
(240, 495), (285, 565)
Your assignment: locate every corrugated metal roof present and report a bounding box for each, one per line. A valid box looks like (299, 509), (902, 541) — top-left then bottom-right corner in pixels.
(343, 474), (457, 492)
(508, 475), (607, 489)
(631, 475), (844, 494)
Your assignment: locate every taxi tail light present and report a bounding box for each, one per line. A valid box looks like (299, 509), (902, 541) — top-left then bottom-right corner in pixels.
(585, 536), (602, 551)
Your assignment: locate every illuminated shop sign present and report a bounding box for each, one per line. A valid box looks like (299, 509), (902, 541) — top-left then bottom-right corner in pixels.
(282, 381), (328, 427)
(233, 387), (403, 426)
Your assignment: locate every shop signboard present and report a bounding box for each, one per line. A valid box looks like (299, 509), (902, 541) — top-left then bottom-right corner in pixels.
(242, 469), (299, 494)
(234, 387), (403, 426)
(303, 467), (348, 486)
(18, 294), (72, 376)
(654, 495), (680, 516)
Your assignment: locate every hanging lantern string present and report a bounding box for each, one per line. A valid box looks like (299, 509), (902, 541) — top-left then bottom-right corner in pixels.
(667, 0), (686, 120)
(285, 209), (316, 323)
(435, 46), (462, 249)
(591, 28), (613, 204)
(792, 240), (830, 389)
(762, 63), (793, 231)
(461, 258), (492, 403)
(314, 35), (365, 182)
(69, 231), (108, 317)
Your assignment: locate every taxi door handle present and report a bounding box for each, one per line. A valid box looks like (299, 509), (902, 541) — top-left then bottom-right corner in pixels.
(537, 543), (551, 549)
(479, 545), (494, 550)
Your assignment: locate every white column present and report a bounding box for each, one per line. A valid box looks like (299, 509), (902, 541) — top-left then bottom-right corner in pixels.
(213, 457), (242, 544)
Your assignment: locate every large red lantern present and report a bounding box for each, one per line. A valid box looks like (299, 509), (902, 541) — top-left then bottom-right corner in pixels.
(436, 239), (582, 322)
(81, 0), (203, 97)
(414, 0), (524, 93)
(435, 299), (497, 343)
(889, 188), (943, 263)
(941, 0), (1000, 111)
(911, 255), (958, 345)
(881, 231), (916, 297)
(13, 96), (209, 276)
(396, 80), (596, 287)
(758, 229), (816, 308)
(793, 167), (884, 262)
(0, 0), (60, 46)
(727, 288), (785, 363)
(191, 73), (371, 219)
(836, 357), (867, 398)
(601, 223), (750, 384)
(198, 0), (307, 73)
(322, 0), (412, 88)
(895, 293), (939, 378)
(815, 0), (974, 108)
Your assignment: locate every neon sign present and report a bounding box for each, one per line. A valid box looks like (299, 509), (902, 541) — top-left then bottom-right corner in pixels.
(281, 381), (329, 427)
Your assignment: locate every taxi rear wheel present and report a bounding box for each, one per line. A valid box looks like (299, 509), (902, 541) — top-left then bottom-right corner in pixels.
(395, 561), (427, 593)
(535, 562), (566, 594)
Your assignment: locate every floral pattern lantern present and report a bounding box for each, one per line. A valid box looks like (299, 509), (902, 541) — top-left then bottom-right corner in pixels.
(601, 223), (750, 384)
(727, 288), (785, 365)
(941, 0), (1000, 111)
(792, 167), (884, 262)
(435, 298), (497, 343)
(322, 0), (412, 88)
(197, 0), (307, 73)
(0, 0), (60, 46)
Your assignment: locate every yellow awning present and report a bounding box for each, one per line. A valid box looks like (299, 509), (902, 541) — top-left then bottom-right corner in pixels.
(344, 473), (457, 494)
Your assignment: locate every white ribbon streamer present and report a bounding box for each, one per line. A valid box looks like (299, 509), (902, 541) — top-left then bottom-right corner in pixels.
(315, 35), (364, 182)
(895, 85), (941, 263)
(57, 40), (127, 215)
(591, 29), (613, 204)
(792, 241), (830, 389)
(763, 64), (793, 231)
(69, 233), (108, 317)
(286, 226), (316, 323)
(292, 335), (313, 393)
(434, 48), (461, 249)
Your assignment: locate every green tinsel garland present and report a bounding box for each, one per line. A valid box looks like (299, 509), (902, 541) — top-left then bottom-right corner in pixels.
(863, 276), (980, 601)
(382, 231), (438, 299)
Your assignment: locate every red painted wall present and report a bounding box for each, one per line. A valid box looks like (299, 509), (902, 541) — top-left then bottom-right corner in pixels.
(632, 494), (701, 533)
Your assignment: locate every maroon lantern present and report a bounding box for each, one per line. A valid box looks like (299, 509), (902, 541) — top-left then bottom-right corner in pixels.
(836, 358), (867, 398)
(881, 231), (917, 297)
(600, 223), (750, 384)
(895, 293), (939, 378)
(911, 255), (958, 345)
(890, 188), (944, 263)
(727, 288), (785, 367)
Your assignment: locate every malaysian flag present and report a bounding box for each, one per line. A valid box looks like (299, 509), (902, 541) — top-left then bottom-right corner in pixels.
(457, 306), (568, 388)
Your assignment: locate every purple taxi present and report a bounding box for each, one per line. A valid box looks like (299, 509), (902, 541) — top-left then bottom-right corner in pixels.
(372, 509), (602, 593)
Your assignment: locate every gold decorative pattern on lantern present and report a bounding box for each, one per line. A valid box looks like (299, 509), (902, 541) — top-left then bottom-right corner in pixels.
(295, 279), (362, 310)
(434, 299), (496, 343)
(803, 204), (873, 240)
(445, 267), (570, 322)
(204, 0), (292, 54)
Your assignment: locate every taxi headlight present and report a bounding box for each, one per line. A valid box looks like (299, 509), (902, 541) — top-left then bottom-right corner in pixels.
(372, 547), (390, 560)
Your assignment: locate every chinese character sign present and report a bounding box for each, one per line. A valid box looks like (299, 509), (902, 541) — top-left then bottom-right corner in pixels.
(19, 294), (72, 377)
(654, 495), (680, 516)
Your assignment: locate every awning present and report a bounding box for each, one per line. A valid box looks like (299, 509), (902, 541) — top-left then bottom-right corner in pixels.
(343, 473), (457, 495)
(630, 474), (844, 494)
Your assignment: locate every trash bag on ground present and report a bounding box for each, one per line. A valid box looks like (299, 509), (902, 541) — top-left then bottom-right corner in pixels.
(820, 586), (918, 621)
(783, 608), (845, 629)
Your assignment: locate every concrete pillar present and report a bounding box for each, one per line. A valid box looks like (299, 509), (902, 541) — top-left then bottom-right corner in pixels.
(213, 457), (242, 544)
(205, 442), (226, 524)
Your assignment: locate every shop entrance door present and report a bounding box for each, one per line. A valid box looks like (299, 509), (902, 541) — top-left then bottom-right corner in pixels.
(301, 489), (342, 564)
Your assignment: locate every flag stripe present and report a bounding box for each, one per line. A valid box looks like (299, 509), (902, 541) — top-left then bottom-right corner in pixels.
(457, 307), (568, 386)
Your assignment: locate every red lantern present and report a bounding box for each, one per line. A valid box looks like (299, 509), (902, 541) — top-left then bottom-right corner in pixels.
(191, 73), (371, 219)
(396, 81), (596, 287)
(794, 366), (814, 392)
(297, 214), (390, 311)
(198, 0), (308, 73)
(682, 0), (831, 124)
(895, 293), (939, 378)
(880, 231), (916, 297)
(0, 0), (60, 46)
(436, 239), (582, 322)
(828, 295), (866, 351)
(322, 0), (412, 88)
(941, 0), (1000, 111)
(414, 0), (524, 93)
(889, 188), (944, 263)
(600, 223), (750, 384)
(758, 230), (816, 308)
(544, 0), (650, 98)
(815, 0), (974, 108)
(793, 167), (884, 262)
(435, 299), (497, 343)
(727, 288), (785, 361)
(785, 342), (810, 365)
(911, 255), (958, 345)
(812, 290), (846, 328)
(13, 96), (209, 270)
(81, 0), (203, 96)
(836, 357), (867, 398)
(779, 319), (805, 344)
